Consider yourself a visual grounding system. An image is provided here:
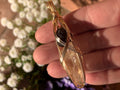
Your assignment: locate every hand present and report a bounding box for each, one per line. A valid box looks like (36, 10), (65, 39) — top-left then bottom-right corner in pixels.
(33, 0), (120, 85)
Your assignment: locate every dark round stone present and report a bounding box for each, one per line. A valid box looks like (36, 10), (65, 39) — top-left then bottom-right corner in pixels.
(56, 27), (67, 47)
(56, 27), (67, 43)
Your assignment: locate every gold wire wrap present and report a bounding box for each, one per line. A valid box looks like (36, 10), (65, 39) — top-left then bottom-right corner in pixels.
(46, 0), (86, 88)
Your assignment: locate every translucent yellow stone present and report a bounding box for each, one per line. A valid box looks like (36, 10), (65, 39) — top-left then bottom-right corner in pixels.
(58, 41), (85, 88)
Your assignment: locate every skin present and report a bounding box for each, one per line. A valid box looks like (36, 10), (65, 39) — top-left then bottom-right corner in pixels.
(33, 0), (120, 85)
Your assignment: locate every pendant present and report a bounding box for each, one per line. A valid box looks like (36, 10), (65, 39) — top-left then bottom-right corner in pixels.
(46, 0), (85, 88)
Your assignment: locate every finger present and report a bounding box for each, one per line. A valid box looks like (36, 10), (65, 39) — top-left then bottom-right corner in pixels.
(47, 60), (120, 85)
(47, 60), (67, 78)
(33, 42), (59, 65)
(33, 39), (120, 72)
(73, 25), (120, 53)
(84, 47), (120, 72)
(65, 0), (120, 34)
(35, 22), (55, 43)
(36, 0), (120, 43)
(86, 69), (120, 85)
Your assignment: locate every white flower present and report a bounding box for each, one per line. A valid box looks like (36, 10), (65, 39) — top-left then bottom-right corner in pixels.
(7, 78), (18, 88)
(27, 1), (34, 9)
(0, 39), (7, 47)
(22, 0), (27, 6)
(0, 85), (7, 90)
(40, 10), (48, 19)
(21, 55), (28, 61)
(1, 17), (8, 27)
(40, 3), (47, 11)
(4, 56), (11, 65)
(0, 47), (3, 52)
(8, 0), (15, 4)
(26, 12), (33, 22)
(16, 62), (22, 68)
(28, 40), (36, 50)
(23, 62), (33, 73)
(24, 7), (30, 12)
(10, 73), (19, 80)
(13, 88), (17, 90)
(32, 9), (39, 17)
(6, 21), (14, 29)
(19, 11), (25, 18)
(10, 3), (19, 12)
(13, 28), (19, 37)
(34, 3), (38, 9)
(14, 38), (23, 48)
(53, 0), (59, 5)
(9, 47), (18, 58)
(0, 73), (6, 82)
(0, 67), (5, 71)
(0, 57), (3, 66)
(25, 26), (32, 33)
(14, 18), (22, 26)
(36, 16), (43, 23)
(18, 30), (27, 39)
(27, 55), (32, 61)
(38, 0), (44, 4)
(18, 0), (24, 4)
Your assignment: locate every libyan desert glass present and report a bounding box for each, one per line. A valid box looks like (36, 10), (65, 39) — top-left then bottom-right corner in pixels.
(46, 0), (85, 88)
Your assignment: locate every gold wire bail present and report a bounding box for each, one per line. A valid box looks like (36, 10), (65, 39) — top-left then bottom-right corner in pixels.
(46, 0), (57, 18)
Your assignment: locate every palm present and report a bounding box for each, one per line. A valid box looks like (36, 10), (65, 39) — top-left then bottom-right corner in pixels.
(33, 0), (120, 85)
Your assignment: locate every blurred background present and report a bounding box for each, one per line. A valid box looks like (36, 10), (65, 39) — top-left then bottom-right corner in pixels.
(0, 0), (120, 90)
